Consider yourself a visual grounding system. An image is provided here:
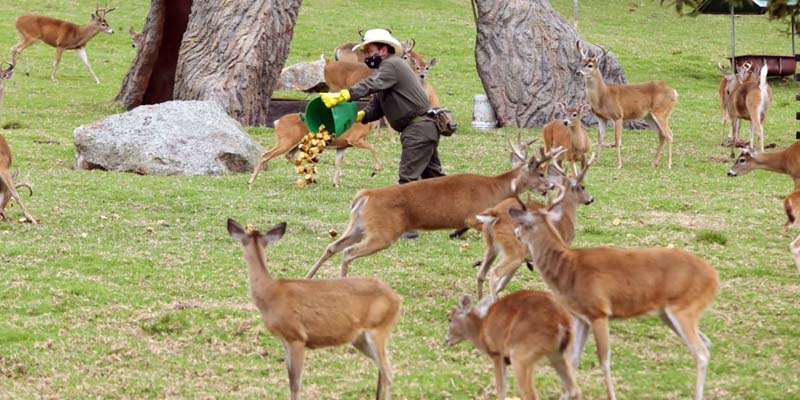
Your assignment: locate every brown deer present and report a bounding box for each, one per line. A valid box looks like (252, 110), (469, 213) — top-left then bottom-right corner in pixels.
(543, 102), (592, 176)
(725, 64), (772, 154)
(305, 143), (560, 278)
(445, 292), (582, 400)
(471, 155), (595, 299)
(11, 7), (115, 84)
(509, 186), (718, 400)
(334, 41), (366, 64)
(247, 113), (381, 189)
(782, 189), (800, 234)
(0, 135), (37, 224)
(717, 62), (753, 147)
(575, 41), (677, 169)
(129, 27), (143, 49)
(0, 62), (14, 106)
(227, 219), (401, 400)
(727, 142), (800, 189)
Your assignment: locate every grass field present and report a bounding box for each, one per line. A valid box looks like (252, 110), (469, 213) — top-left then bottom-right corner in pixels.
(1, 0), (799, 399)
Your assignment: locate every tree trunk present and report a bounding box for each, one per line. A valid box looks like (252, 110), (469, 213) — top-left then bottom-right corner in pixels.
(173, 0), (302, 126)
(473, 0), (646, 129)
(116, 0), (302, 127)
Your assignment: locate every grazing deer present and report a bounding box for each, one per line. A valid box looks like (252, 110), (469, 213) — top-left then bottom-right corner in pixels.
(782, 189), (800, 234)
(129, 27), (143, 49)
(11, 7), (115, 84)
(446, 292), (582, 400)
(790, 235), (800, 273)
(509, 185), (718, 400)
(727, 142), (800, 189)
(0, 135), (37, 224)
(543, 102), (592, 176)
(227, 219), (401, 400)
(305, 142), (560, 279)
(575, 41), (677, 169)
(725, 64), (771, 154)
(471, 156), (595, 299)
(247, 113), (381, 189)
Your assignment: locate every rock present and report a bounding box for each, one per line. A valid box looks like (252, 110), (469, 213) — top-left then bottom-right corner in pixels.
(74, 100), (264, 176)
(273, 58), (328, 92)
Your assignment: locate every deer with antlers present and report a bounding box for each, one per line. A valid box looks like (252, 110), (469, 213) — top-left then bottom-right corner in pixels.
(0, 135), (37, 224)
(227, 219), (400, 400)
(247, 113), (381, 189)
(717, 62), (755, 148)
(11, 7), (115, 84)
(725, 63), (772, 154)
(446, 292), (582, 400)
(305, 141), (559, 279)
(576, 41), (677, 169)
(470, 155), (595, 299)
(509, 185), (718, 400)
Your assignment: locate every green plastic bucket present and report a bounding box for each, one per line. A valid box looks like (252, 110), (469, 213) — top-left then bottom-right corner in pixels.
(300, 97), (358, 136)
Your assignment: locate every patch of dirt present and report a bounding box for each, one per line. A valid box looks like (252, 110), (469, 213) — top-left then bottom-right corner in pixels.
(643, 211), (727, 231)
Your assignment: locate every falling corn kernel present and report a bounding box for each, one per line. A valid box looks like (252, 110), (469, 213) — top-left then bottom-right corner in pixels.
(328, 228), (338, 239)
(612, 218), (621, 226)
(295, 178), (306, 189)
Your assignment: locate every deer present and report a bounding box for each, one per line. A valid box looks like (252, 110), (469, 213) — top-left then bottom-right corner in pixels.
(725, 64), (772, 155)
(445, 292), (582, 400)
(781, 189), (800, 235)
(727, 142), (800, 189)
(543, 102), (592, 176)
(0, 135), (37, 224)
(10, 7), (115, 84)
(717, 62), (753, 147)
(227, 218), (401, 400)
(247, 113), (381, 189)
(508, 184), (719, 400)
(409, 56), (439, 108)
(305, 142), (561, 279)
(0, 62), (14, 106)
(129, 27), (143, 49)
(575, 41), (678, 169)
(470, 155), (595, 299)
(334, 41), (366, 64)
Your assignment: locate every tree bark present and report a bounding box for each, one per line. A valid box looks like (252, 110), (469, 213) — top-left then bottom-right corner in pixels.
(173, 0), (302, 126)
(474, 0), (645, 129)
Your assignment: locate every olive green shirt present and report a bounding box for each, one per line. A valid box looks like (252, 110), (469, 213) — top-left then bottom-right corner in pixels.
(349, 54), (431, 132)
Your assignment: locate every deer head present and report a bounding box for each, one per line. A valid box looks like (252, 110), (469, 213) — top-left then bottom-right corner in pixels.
(91, 6), (116, 34)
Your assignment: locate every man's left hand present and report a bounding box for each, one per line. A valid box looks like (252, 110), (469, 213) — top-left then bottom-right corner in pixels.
(320, 89), (351, 108)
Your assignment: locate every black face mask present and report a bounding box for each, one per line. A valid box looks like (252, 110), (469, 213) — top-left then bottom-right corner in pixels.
(364, 53), (382, 69)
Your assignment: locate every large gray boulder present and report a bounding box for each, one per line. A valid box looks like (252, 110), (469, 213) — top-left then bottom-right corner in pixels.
(273, 58), (327, 92)
(74, 101), (264, 176)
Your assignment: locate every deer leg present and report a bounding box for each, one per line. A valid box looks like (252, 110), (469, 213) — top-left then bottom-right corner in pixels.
(339, 234), (395, 277)
(76, 48), (100, 84)
(648, 113), (672, 169)
(490, 246), (527, 296)
(0, 171), (37, 224)
(333, 148), (346, 188)
(613, 119), (623, 169)
(571, 316), (590, 367)
(510, 352), (539, 400)
(664, 307), (710, 400)
(490, 354), (508, 400)
(306, 225), (363, 278)
(548, 350), (581, 400)
(372, 330), (393, 400)
(248, 144), (296, 189)
(51, 47), (64, 82)
(284, 340), (306, 400)
(729, 118), (740, 158)
(591, 318), (617, 400)
(476, 245), (498, 299)
(10, 38), (36, 75)
(351, 139), (383, 177)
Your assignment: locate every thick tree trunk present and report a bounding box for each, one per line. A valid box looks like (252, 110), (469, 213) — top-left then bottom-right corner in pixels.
(474, 0), (645, 129)
(173, 0), (302, 126)
(115, 0), (192, 109)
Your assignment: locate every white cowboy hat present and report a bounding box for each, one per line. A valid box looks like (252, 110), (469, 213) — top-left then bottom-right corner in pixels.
(352, 29), (403, 55)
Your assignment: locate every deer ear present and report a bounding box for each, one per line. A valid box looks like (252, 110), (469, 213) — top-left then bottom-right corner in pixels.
(544, 207), (563, 223)
(262, 222), (287, 244)
(508, 207), (534, 225)
(91, 14), (98, 21)
(428, 58), (437, 67)
(227, 218), (247, 241)
(458, 294), (472, 311)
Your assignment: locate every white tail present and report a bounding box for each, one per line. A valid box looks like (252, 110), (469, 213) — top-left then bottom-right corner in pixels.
(247, 113), (381, 189)
(305, 142), (561, 278)
(543, 102), (592, 176)
(576, 41), (677, 169)
(445, 292), (582, 400)
(471, 155), (595, 299)
(227, 218), (401, 400)
(0, 134), (37, 224)
(509, 187), (718, 400)
(11, 7), (115, 84)
(727, 142), (800, 189)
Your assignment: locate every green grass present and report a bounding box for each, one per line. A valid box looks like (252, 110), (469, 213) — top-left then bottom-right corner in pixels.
(1, 0), (799, 399)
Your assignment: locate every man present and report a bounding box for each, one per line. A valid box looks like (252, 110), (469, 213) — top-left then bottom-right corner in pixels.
(320, 29), (444, 185)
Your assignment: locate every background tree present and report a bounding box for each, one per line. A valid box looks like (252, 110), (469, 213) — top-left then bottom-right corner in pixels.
(116, 0), (303, 126)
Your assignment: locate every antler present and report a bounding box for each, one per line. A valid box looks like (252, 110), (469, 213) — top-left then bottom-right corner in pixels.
(404, 38), (416, 52)
(546, 182), (568, 212)
(576, 152), (597, 183)
(593, 42), (609, 58)
(13, 171), (33, 197)
(576, 40), (588, 59)
(95, 3), (116, 18)
(358, 29), (366, 39)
